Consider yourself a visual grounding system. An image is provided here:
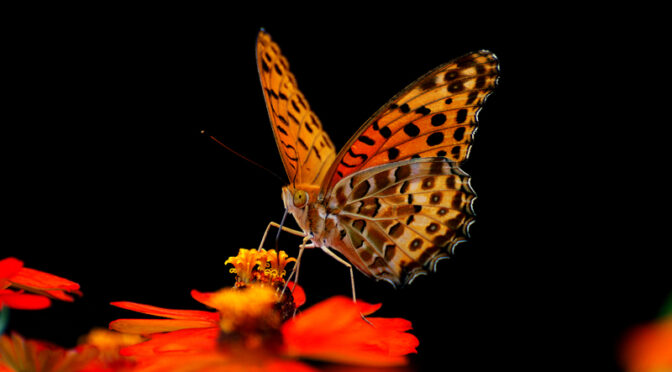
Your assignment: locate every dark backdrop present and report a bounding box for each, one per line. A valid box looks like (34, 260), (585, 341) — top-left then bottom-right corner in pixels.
(4, 7), (668, 372)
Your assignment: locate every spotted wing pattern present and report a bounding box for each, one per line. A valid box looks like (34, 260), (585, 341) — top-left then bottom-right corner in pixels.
(326, 157), (476, 285)
(257, 31), (336, 186)
(321, 51), (498, 198)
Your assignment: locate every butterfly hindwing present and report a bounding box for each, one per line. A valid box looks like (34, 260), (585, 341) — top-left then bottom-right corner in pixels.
(327, 157), (476, 285)
(256, 31), (336, 186)
(322, 51), (499, 197)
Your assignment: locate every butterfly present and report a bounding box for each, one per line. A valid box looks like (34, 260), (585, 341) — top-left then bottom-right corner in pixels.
(256, 30), (498, 287)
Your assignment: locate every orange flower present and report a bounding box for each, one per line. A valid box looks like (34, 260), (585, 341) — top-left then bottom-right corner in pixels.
(108, 249), (418, 370)
(0, 332), (98, 372)
(111, 291), (417, 370)
(0, 257), (81, 310)
(622, 317), (672, 372)
(76, 328), (145, 372)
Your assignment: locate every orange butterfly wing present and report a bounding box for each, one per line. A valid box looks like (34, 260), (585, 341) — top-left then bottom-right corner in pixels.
(320, 51), (499, 199)
(256, 31), (336, 187)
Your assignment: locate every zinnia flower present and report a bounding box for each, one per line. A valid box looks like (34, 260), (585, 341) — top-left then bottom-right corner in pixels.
(0, 332), (98, 372)
(0, 257), (81, 311)
(621, 294), (672, 372)
(108, 248), (419, 370)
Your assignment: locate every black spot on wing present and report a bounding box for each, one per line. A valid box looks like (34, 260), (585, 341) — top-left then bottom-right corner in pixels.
(431, 114), (446, 127)
(427, 132), (444, 146)
(276, 125), (288, 136)
(453, 127), (466, 141)
(379, 126), (392, 139)
(274, 64), (283, 75)
(448, 81), (464, 93)
(415, 106), (431, 115)
(358, 136), (375, 145)
(466, 90), (479, 105)
(388, 148), (400, 160)
(403, 123), (420, 137)
(348, 149), (368, 162)
(456, 109), (468, 124)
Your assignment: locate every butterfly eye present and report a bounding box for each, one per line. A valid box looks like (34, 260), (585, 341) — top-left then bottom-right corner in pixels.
(293, 190), (308, 208)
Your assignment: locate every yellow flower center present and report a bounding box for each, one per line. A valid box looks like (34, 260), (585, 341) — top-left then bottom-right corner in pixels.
(225, 248), (296, 286)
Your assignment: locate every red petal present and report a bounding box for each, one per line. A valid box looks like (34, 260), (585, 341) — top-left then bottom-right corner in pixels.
(0, 257), (23, 280)
(10, 267), (80, 291)
(119, 327), (219, 357)
(368, 317), (413, 331)
(356, 300), (382, 316)
(622, 318), (672, 372)
(109, 318), (215, 335)
(189, 289), (215, 307)
(0, 291), (51, 310)
(281, 296), (418, 366)
(287, 281), (306, 308)
(110, 301), (219, 322)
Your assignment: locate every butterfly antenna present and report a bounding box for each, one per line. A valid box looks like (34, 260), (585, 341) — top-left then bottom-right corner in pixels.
(203, 131), (284, 183)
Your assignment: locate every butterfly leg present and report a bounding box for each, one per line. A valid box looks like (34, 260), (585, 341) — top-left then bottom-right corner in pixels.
(317, 246), (357, 304)
(257, 221), (305, 250)
(282, 234), (312, 298)
(318, 245), (374, 326)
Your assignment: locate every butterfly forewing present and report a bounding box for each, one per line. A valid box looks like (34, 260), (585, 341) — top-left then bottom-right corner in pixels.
(256, 31), (336, 186)
(321, 51), (499, 197)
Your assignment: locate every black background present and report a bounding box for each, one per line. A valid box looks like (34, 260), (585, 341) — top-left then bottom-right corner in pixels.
(4, 6), (669, 372)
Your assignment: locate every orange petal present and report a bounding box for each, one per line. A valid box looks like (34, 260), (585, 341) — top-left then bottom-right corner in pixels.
(8, 267), (80, 301)
(0, 291), (51, 310)
(11, 267), (80, 291)
(110, 301), (219, 322)
(0, 258), (23, 280)
(109, 319), (215, 335)
(119, 327), (219, 358)
(189, 289), (218, 308)
(622, 318), (672, 372)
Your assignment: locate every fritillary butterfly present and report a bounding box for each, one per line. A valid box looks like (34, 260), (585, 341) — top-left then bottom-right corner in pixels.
(257, 30), (499, 287)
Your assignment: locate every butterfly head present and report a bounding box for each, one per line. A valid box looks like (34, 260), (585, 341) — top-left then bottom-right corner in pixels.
(281, 184), (321, 213)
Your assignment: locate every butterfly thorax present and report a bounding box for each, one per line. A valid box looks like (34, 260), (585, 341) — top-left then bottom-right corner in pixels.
(281, 184), (373, 278)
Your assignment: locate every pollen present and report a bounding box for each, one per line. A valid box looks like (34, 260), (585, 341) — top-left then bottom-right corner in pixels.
(225, 248), (296, 287)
